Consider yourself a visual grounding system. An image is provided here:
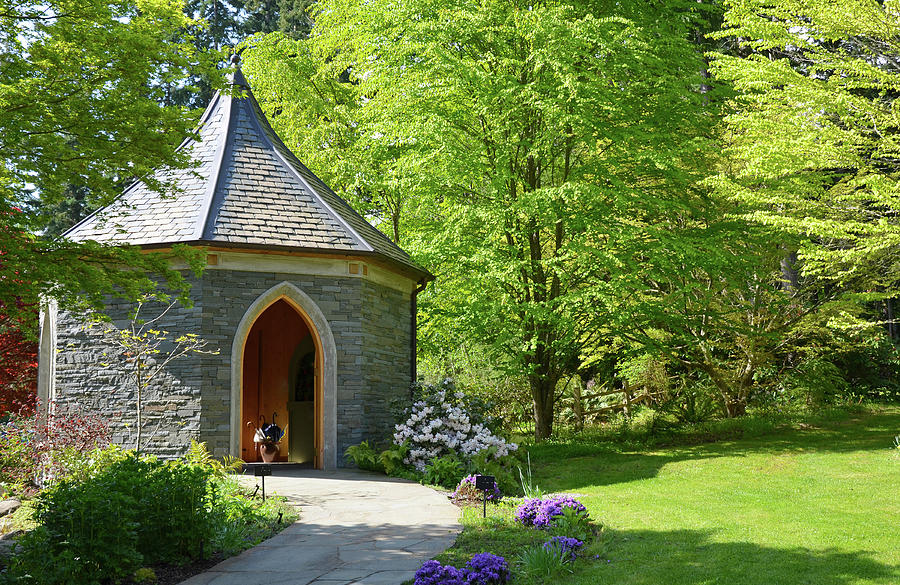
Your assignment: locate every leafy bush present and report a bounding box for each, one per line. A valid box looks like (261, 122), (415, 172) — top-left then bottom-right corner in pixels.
(423, 454), (464, 488)
(0, 405), (110, 497)
(832, 331), (900, 401)
(0, 414), (35, 495)
(133, 567), (157, 584)
(550, 506), (593, 541)
(208, 472), (297, 556)
(467, 448), (519, 495)
(344, 440), (384, 472)
(10, 447), (217, 584)
(393, 379), (517, 471)
(663, 381), (718, 424)
(378, 442), (410, 476)
(6, 442), (295, 584)
(780, 358), (848, 406)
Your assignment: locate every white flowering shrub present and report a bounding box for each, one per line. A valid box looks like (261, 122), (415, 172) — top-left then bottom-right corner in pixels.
(393, 379), (518, 471)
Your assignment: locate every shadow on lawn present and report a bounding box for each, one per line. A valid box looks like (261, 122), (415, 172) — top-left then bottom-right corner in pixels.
(528, 409), (900, 491)
(595, 528), (899, 585)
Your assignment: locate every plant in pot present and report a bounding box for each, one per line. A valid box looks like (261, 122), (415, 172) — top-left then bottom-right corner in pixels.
(249, 414), (284, 463)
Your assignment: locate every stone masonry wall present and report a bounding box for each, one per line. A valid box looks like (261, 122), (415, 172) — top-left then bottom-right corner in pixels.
(198, 269), (412, 462)
(359, 280), (412, 449)
(52, 267), (414, 464)
(198, 269), (365, 460)
(53, 289), (204, 458)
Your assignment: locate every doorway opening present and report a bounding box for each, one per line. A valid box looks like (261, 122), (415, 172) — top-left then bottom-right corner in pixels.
(240, 298), (319, 464)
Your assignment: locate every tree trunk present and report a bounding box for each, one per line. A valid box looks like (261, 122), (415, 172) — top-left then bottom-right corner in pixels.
(136, 363), (143, 454)
(531, 375), (556, 441)
(780, 249), (800, 291)
(392, 210), (400, 245)
(886, 298), (896, 341)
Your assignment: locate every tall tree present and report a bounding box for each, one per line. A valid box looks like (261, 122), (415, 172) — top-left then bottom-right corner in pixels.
(241, 0), (314, 39)
(169, 0), (242, 108)
(0, 0), (211, 323)
(241, 31), (418, 244)
(243, 0), (719, 438)
(709, 0), (900, 293)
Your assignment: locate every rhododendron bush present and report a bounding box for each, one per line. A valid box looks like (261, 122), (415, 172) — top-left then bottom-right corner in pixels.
(393, 379), (517, 471)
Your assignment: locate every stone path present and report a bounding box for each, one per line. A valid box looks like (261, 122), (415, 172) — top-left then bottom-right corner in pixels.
(179, 469), (461, 585)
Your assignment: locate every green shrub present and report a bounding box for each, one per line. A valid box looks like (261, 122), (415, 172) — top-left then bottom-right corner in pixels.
(467, 448), (519, 495)
(7, 442), (296, 585)
(663, 382), (718, 424)
(378, 442), (410, 477)
(832, 332), (900, 401)
(344, 441), (384, 472)
(423, 454), (464, 488)
(16, 472), (142, 584)
(133, 567), (157, 584)
(550, 507), (593, 541)
(0, 408), (112, 498)
(10, 448), (217, 584)
(208, 473), (298, 556)
(781, 358), (848, 406)
(0, 414), (36, 496)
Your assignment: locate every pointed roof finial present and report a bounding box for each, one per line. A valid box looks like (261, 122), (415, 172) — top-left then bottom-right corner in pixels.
(230, 52), (241, 69)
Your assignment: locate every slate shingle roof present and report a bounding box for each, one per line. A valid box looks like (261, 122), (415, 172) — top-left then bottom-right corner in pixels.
(65, 66), (429, 279)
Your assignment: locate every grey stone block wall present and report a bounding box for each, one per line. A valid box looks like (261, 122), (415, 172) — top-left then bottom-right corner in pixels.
(54, 293), (204, 458)
(359, 280), (411, 449)
(51, 267), (413, 465)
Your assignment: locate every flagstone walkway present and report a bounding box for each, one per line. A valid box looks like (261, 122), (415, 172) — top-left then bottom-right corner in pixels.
(179, 469), (461, 585)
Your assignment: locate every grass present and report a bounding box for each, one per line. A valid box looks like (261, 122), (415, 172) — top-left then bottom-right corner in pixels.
(438, 405), (900, 585)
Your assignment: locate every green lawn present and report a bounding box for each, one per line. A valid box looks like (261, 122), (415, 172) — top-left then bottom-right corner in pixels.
(441, 407), (900, 585)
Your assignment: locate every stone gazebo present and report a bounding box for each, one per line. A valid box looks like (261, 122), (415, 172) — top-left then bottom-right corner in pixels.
(37, 62), (431, 469)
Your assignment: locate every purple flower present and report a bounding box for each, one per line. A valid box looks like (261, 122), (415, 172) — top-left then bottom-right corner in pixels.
(414, 554), (509, 585)
(543, 536), (584, 561)
(464, 553), (509, 584)
(414, 560), (466, 585)
(514, 495), (588, 529)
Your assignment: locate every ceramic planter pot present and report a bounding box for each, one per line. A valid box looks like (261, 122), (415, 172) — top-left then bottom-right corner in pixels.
(259, 443), (279, 463)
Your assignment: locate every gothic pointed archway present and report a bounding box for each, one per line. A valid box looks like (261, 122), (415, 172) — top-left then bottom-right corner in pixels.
(230, 282), (338, 469)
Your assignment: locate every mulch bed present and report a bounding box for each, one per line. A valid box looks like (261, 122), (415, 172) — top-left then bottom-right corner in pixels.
(121, 555), (225, 585)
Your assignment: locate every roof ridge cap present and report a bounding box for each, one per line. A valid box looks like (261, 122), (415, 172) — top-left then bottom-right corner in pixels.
(193, 91), (235, 240)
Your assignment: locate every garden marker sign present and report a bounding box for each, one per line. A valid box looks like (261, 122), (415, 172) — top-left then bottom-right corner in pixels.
(255, 464), (272, 501)
(475, 475), (496, 518)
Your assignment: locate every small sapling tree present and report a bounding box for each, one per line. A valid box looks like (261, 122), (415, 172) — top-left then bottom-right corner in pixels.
(98, 297), (217, 454)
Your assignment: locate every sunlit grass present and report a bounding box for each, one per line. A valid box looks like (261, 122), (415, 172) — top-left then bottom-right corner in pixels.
(441, 406), (900, 584)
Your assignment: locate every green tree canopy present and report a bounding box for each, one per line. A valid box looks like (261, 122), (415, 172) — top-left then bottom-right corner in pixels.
(243, 0), (720, 438)
(0, 0), (213, 323)
(709, 0), (900, 291)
